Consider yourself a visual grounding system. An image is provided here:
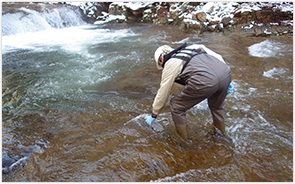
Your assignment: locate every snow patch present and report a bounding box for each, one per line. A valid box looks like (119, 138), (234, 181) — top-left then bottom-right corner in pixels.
(111, 2), (153, 11)
(94, 14), (126, 24)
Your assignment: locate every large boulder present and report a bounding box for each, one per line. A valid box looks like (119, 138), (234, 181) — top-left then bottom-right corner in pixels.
(80, 2), (111, 23)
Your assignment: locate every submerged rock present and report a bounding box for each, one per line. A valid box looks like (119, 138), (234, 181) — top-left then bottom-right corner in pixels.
(2, 155), (16, 168)
(2, 145), (41, 175)
(2, 154), (29, 174)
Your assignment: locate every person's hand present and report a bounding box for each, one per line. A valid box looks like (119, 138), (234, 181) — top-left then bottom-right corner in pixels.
(227, 82), (233, 96)
(145, 116), (156, 126)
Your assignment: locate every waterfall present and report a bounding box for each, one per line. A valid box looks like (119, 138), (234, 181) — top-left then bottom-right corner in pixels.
(2, 6), (86, 36)
(41, 7), (86, 29)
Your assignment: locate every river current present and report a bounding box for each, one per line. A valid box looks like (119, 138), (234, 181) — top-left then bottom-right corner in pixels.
(2, 7), (293, 182)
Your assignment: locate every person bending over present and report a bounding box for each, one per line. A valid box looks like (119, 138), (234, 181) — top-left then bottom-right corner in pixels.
(145, 43), (233, 142)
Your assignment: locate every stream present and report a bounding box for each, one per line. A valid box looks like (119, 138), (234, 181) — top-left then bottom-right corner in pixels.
(2, 6), (293, 182)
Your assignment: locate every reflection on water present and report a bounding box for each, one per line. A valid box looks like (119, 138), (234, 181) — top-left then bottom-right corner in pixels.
(2, 24), (293, 182)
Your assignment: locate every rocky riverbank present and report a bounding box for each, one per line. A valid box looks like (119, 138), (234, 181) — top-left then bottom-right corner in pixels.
(2, 2), (293, 37)
(80, 2), (293, 36)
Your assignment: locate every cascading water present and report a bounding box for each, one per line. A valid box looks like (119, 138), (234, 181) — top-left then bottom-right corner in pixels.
(41, 7), (86, 29)
(2, 8), (51, 36)
(2, 6), (86, 36)
(2, 3), (293, 182)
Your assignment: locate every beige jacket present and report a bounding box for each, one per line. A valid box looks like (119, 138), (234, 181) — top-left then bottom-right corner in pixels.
(152, 44), (226, 115)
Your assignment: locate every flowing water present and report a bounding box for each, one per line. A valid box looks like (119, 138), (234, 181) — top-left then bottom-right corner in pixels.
(2, 6), (293, 182)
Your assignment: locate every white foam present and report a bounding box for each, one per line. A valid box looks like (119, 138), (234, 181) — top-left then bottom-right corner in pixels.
(248, 39), (286, 58)
(152, 164), (245, 182)
(2, 11), (52, 36)
(172, 37), (190, 44)
(2, 7), (85, 36)
(152, 169), (196, 182)
(263, 68), (287, 79)
(2, 26), (136, 54)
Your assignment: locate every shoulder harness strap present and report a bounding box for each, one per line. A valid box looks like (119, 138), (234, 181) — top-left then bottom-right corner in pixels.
(162, 42), (186, 68)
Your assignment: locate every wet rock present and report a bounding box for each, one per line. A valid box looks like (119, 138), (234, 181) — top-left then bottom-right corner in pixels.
(151, 121), (164, 132)
(180, 21), (201, 33)
(108, 3), (124, 15)
(2, 155), (16, 168)
(154, 3), (170, 25)
(2, 154), (29, 175)
(222, 17), (232, 27)
(196, 12), (207, 22)
(188, 2), (201, 6)
(80, 2), (111, 23)
(124, 6), (147, 22)
(206, 6), (214, 14)
(169, 10), (180, 21)
(2, 144), (41, 175)
(206, 24), (216, 32)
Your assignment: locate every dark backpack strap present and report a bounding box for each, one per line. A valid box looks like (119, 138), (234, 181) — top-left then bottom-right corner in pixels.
(162, 42), (187, 68)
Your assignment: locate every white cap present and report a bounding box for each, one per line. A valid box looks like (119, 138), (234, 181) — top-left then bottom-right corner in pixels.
(154, 45), (173, 70)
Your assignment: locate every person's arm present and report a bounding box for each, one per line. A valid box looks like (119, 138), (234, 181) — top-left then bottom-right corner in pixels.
(152, 58), (182, 115)
(145, 58), (182, 126)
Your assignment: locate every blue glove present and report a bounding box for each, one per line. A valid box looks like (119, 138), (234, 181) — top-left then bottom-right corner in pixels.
(145, 116), (156, 126)
(227, 82), (233, 96)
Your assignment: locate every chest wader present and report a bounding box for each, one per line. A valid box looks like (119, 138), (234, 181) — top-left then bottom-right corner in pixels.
(173, 48), (207, 85)
(170, 48), (207, 143)
(169, 48), (231, 142)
